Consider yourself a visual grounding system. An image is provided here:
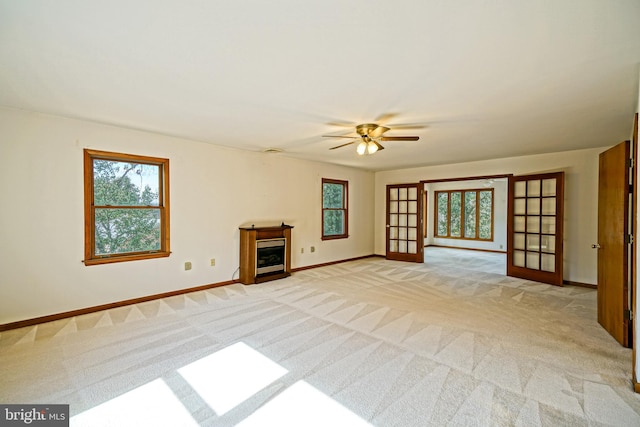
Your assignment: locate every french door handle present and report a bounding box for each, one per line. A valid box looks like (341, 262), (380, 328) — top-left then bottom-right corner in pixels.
(591, 244), (601, 249)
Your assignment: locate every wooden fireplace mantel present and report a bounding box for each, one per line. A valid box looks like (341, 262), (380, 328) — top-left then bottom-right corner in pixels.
(239, 224), (293, 284)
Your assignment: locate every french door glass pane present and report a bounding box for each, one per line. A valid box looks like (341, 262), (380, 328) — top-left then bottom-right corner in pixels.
(514, 216), (525, 232)
(527, 234), (540, 251)
(526, 252), (540, 269)
(390, 188), (399, 201)
(399, 228), (407, 240)
(541, 254), (555, 272)
(541, 217), (555, 234)
(542, 198), (556, 215)
(389, 227), (398, 239)
(408, 241), (417, 254)
(514, 199), (526, 215)
(527, 198), (540, 215)
(527, 217), (540, 233)
(399, 187), (408, 200)
(514, 181), (526, 197)
(527, 180), (541, 197)
(408, 228), (417, 240)
(408, 187), (417, 199)
(514, 233), (525, 250)
(542, 179), (556, 196)
(541, 235), (555, 253)
(514, 250), (525, 267)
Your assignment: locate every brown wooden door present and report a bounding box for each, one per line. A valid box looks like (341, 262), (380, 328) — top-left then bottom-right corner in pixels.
(597, 140), (632, 347)
(386, 183), (424, 262)
(507, 172), (564, 286)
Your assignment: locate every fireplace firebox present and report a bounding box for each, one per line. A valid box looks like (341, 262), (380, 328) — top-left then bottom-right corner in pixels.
(256, 239), (286, 275)
(239, 224), (293, 284)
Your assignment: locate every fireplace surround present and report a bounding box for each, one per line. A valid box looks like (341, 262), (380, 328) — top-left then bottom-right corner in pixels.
(239, 224), (293, 284)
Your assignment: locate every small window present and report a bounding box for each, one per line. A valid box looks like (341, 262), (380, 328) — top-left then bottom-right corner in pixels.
(435, 188), (493, 241)
(84, 149), (170, 265)
(322, 178), (348, 240)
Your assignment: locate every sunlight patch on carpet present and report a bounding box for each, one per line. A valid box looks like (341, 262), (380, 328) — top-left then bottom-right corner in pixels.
(236, 381), (371, 427)
(178, 341), (288, 415)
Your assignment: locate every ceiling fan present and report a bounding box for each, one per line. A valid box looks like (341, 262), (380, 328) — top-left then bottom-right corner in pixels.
(323, 123), (419, 155)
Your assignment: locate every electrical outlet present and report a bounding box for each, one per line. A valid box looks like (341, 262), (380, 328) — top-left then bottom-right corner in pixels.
(210, 258), (216, 267)
(310, 246), (315, 253)
(184, 261), (192, 271)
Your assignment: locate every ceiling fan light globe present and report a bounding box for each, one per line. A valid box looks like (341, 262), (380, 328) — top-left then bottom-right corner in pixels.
(356, 141), (367, 155)
(367, 141), (379, 154)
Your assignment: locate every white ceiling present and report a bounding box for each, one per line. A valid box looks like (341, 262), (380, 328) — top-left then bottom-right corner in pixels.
(1, 1), (639, 171)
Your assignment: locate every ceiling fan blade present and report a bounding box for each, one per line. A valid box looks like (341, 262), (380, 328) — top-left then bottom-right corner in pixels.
(322, 134), (357, 139)
(369, 125), (390, 138)
(326, 120), (357, 128)
(374, 112), (400, 123)
(387, 123), (429, 130)
(329, 140), (357, 150)
(380, 136), (419, 141)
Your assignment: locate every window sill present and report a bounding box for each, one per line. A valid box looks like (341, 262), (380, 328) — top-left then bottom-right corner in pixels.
(321, 235), (349, 241)
(83, 252), (170, 266)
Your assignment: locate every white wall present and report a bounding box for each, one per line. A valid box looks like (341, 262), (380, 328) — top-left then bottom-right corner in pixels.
(425, 178), (508, 252)
(0, 108), (375, 324)
(375, 147), (606, 285)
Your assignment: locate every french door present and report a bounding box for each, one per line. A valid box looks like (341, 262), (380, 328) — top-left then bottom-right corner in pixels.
(386, 183), (424, 263)
(507, 172), (564, 286)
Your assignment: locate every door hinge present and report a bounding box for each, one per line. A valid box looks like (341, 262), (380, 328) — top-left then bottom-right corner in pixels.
(625, 234), (634, 244)
(625, 310), (633, 321)
(628, 158), (635, 169)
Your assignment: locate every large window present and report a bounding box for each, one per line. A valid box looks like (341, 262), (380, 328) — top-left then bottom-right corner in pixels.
(435, 188), (493, 240)
(84, 149), (170, 265)
(322, 178), (348, 240)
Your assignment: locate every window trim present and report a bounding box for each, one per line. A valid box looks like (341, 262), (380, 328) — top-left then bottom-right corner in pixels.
(321, 178), (349, 240)
(83, 149), (170, 265)
(434, 188), (494, 241)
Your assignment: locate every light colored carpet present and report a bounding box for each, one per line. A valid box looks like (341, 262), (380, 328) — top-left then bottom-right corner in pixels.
(1, 247), (639, 426)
